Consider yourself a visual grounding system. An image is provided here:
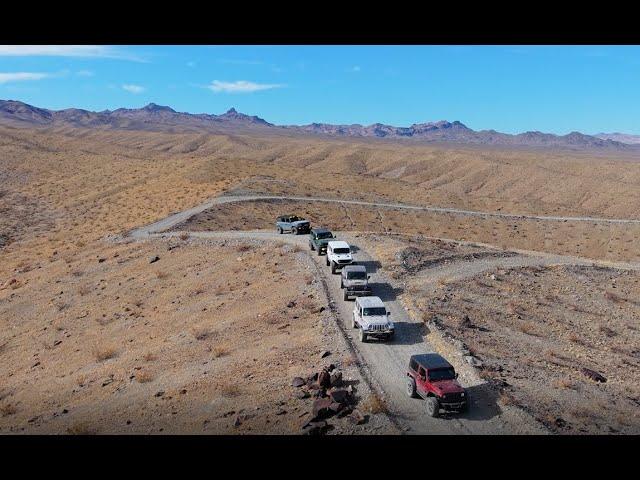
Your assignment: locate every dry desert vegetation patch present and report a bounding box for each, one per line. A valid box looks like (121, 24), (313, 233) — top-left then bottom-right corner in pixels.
(419, 264), (640, 434)
(0, 239), (340, 433)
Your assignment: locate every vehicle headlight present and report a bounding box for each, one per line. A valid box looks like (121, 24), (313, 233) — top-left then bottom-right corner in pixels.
(460, 392), (465, 397)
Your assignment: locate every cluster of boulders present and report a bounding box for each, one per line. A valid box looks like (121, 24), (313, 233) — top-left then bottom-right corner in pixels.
(292, 364), (367, 435)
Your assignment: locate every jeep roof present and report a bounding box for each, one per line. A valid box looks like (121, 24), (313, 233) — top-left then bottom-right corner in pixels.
(343, 265), (366, 274)
(328, 240), (350, 250)
(355, 296), (385, 309)
(409, 353), (453, 370)
(311, 227), (331, 235)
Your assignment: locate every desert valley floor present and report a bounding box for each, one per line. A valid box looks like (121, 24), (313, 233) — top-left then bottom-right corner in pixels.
(1, 125), (639, 434)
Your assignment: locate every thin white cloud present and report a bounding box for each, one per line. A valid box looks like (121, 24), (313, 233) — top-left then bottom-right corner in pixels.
(122, 84), (145, 94)
(349, 65), (362, 72)
(207, 80), (284, 93)
(218, 59), (264, 65)
(187, 61), (197, 68)
(76, 70), (94, 77)
(0, 72), (51, 84)
(0, 45), (145, 62)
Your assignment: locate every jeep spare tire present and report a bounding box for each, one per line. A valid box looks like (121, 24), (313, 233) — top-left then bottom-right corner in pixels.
(426, 397), (439, 417)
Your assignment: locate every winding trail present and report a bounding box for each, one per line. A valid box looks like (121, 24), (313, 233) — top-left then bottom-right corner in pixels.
(127, 194), (640, 435)
(130, 194), (640, 234)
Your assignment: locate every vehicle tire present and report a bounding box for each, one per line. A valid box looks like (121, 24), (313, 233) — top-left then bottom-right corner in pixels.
(406, 377), (417, 398)
(426, 397), (439, 418)
(459, 394), (469, 413)
(331, 262), (337, 274)
(310, 242), (314, 251)
(326, 257), (330, 266)
(343, 290), (348, 301)
(387, 331), (395, 341)
(340, 280), (344, 289)
(359, 328), (367, 343)
(317, 248), (322, 256)
(278, 227), (283, 234)
(352, 315), (357, 329)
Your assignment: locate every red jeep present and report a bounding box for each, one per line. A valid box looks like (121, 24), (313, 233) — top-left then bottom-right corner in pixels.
(406, 353), (468, 417)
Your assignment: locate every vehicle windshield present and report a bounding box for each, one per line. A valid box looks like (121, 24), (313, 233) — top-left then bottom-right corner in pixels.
(428, 368), (456, 381)
(362, 307), (386, 316)
(347, 271), (367, 280)
(289, 216), (299, 222)
(316, 232), (333, 239)
(333, 248), (350, 254)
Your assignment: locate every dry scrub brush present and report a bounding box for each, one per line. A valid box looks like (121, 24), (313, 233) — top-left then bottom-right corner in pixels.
(93, 344), (117, 362)
(361, 393), (388, 414)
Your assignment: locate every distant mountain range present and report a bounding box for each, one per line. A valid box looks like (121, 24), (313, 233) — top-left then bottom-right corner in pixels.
(0, 99), (637, 151)
(594, 132), (640, 145)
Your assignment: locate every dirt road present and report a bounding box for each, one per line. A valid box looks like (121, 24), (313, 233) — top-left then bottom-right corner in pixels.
(126, 194), (640, 434)
(130, 194), (640, 235)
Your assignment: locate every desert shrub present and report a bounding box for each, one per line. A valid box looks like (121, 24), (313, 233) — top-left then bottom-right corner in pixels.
(604, 291), (625, 303)
(192, 327), (211, 341)
(142, 352), (157, 362)
(499, 391), (518, 406)
(361, 393), (388, 414)
(568, 332), (587, 345)
(599, 325), (617, 337)
(156, 270), (169, 280)
(211, 344), (230, 358)
(552, 377), (577, 390)
(0, 403), (17, 417)
(93, 344), (117, 361)
(136, 370), (154, 383)
(66, 421), (96, 435)
(218, 382), (241, 397)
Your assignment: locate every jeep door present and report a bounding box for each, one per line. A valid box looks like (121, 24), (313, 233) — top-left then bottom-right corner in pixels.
(417, 366), (429, 395)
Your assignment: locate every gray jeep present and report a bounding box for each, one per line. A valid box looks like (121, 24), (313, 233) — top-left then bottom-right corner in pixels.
(340, 265), (372, 301)
(276, 215), (311, 235)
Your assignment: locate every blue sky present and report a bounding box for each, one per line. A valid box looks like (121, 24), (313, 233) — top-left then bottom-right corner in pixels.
(0, 45), (639, 135)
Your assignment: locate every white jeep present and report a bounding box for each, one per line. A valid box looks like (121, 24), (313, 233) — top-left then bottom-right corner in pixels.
(326, 240), (353, 274)
(352, 296), (394, 342)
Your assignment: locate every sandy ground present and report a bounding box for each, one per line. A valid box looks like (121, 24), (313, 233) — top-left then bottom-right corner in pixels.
(351, 234), (640, 435)
(0, 236), (394, 434)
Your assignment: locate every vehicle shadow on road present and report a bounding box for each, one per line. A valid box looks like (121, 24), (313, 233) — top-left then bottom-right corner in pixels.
(388, 322), (426, 346)
(437, 383), (503, 422)
(354, 259), (381, 274)
(370, 282), (403, 301)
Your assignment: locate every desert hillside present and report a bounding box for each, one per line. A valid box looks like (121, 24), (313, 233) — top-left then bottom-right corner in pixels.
(1, 124), (639, 434)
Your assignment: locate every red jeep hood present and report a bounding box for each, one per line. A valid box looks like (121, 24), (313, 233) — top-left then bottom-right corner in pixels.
(431, 379), (464, 395)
